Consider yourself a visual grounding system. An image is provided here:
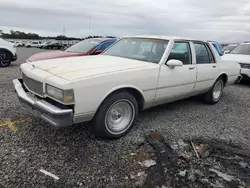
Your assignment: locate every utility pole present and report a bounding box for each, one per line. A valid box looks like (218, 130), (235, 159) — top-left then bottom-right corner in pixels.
(63, 26), (65, 36)
(88, 16), (91, 37)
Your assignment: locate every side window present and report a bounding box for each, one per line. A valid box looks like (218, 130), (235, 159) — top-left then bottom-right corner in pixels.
(194, 43), (210, 64)
(102, 41), (114, 50)
(206, 45), (215, 63)
(95, 41), (114, 51)
(167, 42), (191, 65)
(95, 43), (105, 51)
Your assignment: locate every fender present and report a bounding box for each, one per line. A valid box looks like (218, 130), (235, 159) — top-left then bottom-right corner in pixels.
(215, 72), (228, 86)
(97, 84), (145, 111)
(0, 48), (14, 57)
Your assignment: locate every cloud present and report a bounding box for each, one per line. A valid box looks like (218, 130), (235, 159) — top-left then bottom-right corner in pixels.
(0, 0), (250, 42)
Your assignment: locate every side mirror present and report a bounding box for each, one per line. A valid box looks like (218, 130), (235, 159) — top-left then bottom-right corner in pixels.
(224, 50), (230, 54)
(92, 50), (103, 55)
(166, 59), (183, 68)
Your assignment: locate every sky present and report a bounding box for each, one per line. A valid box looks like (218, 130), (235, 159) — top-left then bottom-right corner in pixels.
(0, 0), (250, 42)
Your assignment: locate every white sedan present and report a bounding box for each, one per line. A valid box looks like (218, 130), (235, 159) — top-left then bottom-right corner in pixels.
(222, 42), (250, 80)
(13, 36), (241, 138)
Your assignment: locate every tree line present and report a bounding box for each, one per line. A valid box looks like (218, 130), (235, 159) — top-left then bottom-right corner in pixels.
(0, 30), (116, 40)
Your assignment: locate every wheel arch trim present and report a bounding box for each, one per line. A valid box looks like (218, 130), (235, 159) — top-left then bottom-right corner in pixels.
(94, 85), (145, 117)
(216, 73), (228, 86)
(0, 48), (14, 57)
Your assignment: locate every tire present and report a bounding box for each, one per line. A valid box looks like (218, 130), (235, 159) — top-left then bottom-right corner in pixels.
(92, 91), (138, 139)
(0, 50), (12, 67)
(203, 78), (224, 104)
(27, 45), (31, 48)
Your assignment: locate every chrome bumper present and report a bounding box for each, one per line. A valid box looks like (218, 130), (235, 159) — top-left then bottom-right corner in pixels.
(13, 79), (73, 127)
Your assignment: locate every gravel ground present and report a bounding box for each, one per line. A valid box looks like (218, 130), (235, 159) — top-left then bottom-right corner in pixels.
(0, 48), (250, 188)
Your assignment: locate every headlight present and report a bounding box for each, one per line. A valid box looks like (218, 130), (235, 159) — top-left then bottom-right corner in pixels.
(46, 84), (74, 104)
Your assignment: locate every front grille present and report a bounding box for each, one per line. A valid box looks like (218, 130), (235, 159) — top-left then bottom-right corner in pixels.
(239, 63), (250, 69)
(23, 73), (43, 96)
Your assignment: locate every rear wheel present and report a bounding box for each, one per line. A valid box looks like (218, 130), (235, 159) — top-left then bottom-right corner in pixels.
(92, 92), (138, 139)
(0, 51), (11, 67)
(203, 78), (224, 104)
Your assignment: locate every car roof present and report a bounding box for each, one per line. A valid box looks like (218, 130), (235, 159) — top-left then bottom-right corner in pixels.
(122, 35), (206, 42)
(86, 38), (116, 41)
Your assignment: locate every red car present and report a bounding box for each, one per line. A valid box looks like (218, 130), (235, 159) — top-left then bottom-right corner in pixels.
(27, 38), (117, 62)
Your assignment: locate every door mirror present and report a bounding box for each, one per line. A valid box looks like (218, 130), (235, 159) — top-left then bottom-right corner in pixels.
(224, 50), (230, 54)
(166, 59), (183, 68)
(92, 50), (103, 55)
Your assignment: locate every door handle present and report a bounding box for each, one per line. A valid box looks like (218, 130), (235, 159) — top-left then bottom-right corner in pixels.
(212, 65), (217, 68)
(189, 66), (195, 70)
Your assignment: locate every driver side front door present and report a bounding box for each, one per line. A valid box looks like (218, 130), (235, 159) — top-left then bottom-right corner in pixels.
(155, 41), (197, 104)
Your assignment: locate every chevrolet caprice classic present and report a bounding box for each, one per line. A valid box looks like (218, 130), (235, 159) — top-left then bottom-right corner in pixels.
(13, 36), (241, 138)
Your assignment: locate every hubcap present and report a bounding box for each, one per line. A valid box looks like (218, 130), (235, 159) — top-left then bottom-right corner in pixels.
(0, 53), (10, 66)
(213, 81), (223, 101)
(105, 99), (135, 134)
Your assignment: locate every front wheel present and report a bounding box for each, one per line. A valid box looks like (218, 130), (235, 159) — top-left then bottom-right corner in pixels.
(203, 78), (224, 104)
(0, 51), (12, 67)
(92, 92), (138, 139)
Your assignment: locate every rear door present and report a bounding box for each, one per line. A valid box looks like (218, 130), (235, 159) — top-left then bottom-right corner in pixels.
(192, 42), (219, 91)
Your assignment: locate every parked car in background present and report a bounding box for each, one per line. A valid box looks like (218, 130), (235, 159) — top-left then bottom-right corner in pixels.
(43, 42), (63, 50)
(9, 40), (15, 45)
(222, 44), (238, 54)
(27, 38), (117, 62)
(38, 41), (51, 48)
(8, 41), (24, 47)
(14, 41), (24, 47)
(0, 38), (17, 67)
(208, 41), (223, 56)
(26, 41), (41, 48)
(15, 36), (241, 138)
(222, 42), (250, 80)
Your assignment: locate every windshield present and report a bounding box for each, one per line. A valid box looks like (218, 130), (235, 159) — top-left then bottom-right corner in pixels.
(66, 38), (102, 53)
(230, 44), (250, 55)
(103, 38), (169, 63)
(223, 45), (237, 52)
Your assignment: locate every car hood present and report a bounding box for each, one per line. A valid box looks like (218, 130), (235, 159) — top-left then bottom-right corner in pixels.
(0, 38), (14, 48)
(222, 54), (250, 64)
(27, 50), (85, 62)
(28, 55), (154, 81)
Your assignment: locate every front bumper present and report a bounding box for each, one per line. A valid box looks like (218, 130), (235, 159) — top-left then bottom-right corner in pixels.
(12, 54), (17, 61)
(13, 79), (73, 127)
(241, 68), (250, 79)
